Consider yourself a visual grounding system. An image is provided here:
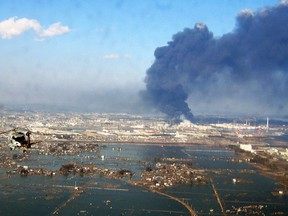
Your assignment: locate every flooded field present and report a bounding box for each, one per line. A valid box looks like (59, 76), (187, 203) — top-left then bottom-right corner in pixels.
(0, 143), (287, 215)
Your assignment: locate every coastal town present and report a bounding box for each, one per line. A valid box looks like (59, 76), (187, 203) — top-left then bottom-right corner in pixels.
(0, 110), (287, 184)
(0, 109), (287, 215)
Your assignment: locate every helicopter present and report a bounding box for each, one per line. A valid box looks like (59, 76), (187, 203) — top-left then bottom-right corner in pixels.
(1, 127), (42, 152)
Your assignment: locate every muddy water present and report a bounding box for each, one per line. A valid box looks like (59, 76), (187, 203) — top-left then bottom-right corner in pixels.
(0, 144), (287, 215)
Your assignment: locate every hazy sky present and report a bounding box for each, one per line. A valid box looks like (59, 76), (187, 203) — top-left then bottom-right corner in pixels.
(0, 0), (281, 114)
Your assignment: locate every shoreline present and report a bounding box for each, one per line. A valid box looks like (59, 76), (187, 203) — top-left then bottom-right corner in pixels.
(235, 151), (288, 188)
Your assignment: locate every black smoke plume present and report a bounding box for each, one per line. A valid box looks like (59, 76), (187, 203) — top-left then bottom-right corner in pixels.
(142, 2), (288, 121)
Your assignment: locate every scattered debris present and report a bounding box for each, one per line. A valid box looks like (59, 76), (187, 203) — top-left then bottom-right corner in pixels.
(138, 161), (207, 190)
(228, 205), (266, 215)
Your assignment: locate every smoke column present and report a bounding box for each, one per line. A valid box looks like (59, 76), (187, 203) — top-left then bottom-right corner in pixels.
(142, 2), (288, 122)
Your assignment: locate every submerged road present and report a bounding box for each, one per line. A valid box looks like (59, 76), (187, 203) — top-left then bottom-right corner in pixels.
(51, 180), (94, 215)
(151, 189), (198, 216)
(127, 180), (197, 215)
(210, 178), (227, 216)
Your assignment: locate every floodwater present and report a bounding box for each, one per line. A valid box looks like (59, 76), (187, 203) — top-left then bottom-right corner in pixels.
(0, 143), (287, 215)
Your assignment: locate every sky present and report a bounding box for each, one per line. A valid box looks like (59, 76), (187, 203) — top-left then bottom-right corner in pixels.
(0, 0), (283, 115)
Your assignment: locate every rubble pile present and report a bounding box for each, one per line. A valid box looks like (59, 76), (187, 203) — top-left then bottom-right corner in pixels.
(6, 165), (57, 176)
(40, 142), (100, 156)
(139, 161), (208, 190)
(6, 161), (134, 180)
(59, 163), (110, 176)
(227, 205), (266, 215)
(117, 169), (133, 178)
